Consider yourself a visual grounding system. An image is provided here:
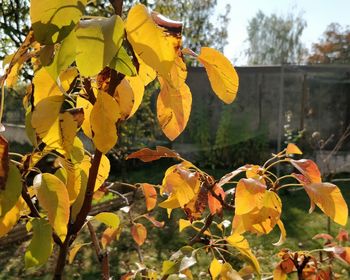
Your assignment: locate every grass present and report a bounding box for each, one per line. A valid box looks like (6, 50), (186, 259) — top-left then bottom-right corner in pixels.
(0, 163), (349, 279)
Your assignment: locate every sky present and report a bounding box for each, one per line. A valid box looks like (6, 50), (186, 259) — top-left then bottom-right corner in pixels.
(218, 0), (350, 65)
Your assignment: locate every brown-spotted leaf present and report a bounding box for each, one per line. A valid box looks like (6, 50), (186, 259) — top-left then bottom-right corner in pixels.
(157, 77), (192, 140)
(131, 223), (147, 246)
(127, 146), (179, 162)
(197, 47), (239, 104)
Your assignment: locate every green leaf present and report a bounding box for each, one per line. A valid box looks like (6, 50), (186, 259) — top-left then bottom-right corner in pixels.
(110, 46), (137, 76)
(34, 173), (70, 242)
(45, 30), (78, 80)
(94, 212), (120, 229)
(30, 0), (88, 44)
(25, 218), (53, 268)
(0, 163), (22, 217)
(76, 15), (124, 76)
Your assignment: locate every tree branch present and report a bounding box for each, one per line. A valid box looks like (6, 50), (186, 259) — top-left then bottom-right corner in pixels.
(189, 214), (214, 246)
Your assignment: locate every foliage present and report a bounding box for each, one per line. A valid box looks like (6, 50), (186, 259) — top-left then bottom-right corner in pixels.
(0, 1), (348, 280)
(308, 23), (350, 64)
(246, 10), (307, 65)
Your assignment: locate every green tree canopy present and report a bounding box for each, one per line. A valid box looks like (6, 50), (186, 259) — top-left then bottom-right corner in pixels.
(246, 10), (307, 65)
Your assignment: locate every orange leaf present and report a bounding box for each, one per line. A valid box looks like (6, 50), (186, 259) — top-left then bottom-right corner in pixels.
(127, 146), (179, 162)
(131, 223), (147, 246)
(142, 183), (157, 211)
(0, 135), (9, 190)
(303, 182), (348, 226)
(337, 229), (349, 242)
(101, 227), (121, 249)
(291, 159), (321, 183)
(142, 214), (164, 228)
(286, 143), (302, 155)
(337, 247), (350, 264)
(217, 166), (247, 188)
(312, 233), (334, 242)
(208, 185), (225, 215)
(273, 266), (287, 280)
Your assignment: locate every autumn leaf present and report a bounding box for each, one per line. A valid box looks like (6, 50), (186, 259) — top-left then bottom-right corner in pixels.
(197, 47), (239, 104)
(90, 91), (121, 154)
(208, 185), (225, 215)
(0, 134), (9, 190)
(291, 159), (321, 183)
(114, 75), (144, 120)
(159, 163), (200, 208)
(142, 184), (157, 211)
(0, 198), (23, 237)
(0, 163), (22, 217)
(286, 143), (302, 155)
(220, 263), (243, 280)
(127, 146), (179, 162)
(126, 4), (181, 78)
(94, 154), (110, 191)
(75, 15), (124, 76)
(94, 212), (120, 228)
(76, 96), (93, 139)
(157, 77), (192, 140)
(303, 182), (348, 226)
(226, 233), (260, 274)
(34, 173), (70, 242)
(209, 258), (223, 279)
(101, 227), (121, 249)
(131, 223), (147, 246)
(68, 243), (88, 264)
(30, 0), (87, 44)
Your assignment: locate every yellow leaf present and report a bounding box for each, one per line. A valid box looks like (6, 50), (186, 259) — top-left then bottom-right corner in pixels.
(34, 173), (70, 242)
(179, 219), (192, 232)
(68, 243), (88, 264)
(131, 223), (147, 246)
(235, 178), (266, 215)
(220, 263), (243, 280)
(286, 143), (302, 155)
(59, 112), (78, 154)
(0, 198), (22, 237)
(25, 218), (53, 268)
(30, 0), (87, 44)
(226, 234), (260, 274)
(32, 68), (62, 106)
(0, 163), (22, 217)
(160, 164), (199, 208)
(304, 182), (348, 226)
(209, 258), (223, 279)
(71, 156), (91, 222)
(31, 95), (65, 139)
(157, 77), (192, 140)
(76, 96), (93, 139)
(94, 212), (120, 228)
(162, 260), (176, 276)
(126, 4), (181, 78)
(76, 15), (124, 76)
(233, 189), (282, 235)
(197, 47), (239, 104)
(273, 220), (287, 246)
(114, 75), (144, 120)
(94, 154), (110, 191)
(137, 55), (157, 86)
(158, 193), (181, 210)
(90, 91), (120, 153)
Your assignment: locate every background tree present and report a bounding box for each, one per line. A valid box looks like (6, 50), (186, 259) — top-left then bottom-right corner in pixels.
(308, 23), (350, 64)
(246, 10), (307, 65)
